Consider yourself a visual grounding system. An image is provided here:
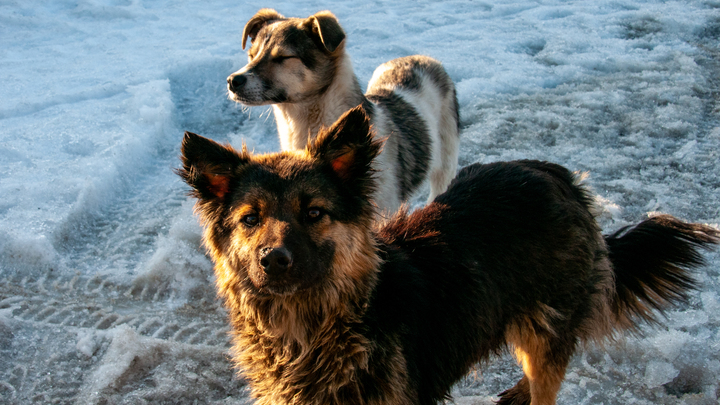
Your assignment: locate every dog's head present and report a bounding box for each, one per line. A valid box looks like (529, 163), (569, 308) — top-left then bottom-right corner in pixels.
(226, 9), (347, 105)
(178, 107), (380, 298)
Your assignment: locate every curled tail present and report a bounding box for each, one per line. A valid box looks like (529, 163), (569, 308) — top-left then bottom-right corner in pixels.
(605, 214), (719, 331)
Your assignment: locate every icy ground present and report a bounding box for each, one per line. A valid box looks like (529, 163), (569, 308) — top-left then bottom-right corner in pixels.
(1, 0), (719, 404)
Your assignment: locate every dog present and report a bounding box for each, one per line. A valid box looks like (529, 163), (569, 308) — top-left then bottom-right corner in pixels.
(226, 9), (460, 215)
(178, 106), (719, 405)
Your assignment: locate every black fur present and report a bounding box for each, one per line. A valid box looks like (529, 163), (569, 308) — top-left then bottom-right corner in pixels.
(366, 55), (461, 135)
(373, 161), (599, 402)
(178, 108), (719, 404)
(367, 91), (431, 201)
(372, 161), (717, 403)
(606, 214), (716, 329)
(372, 56), (456, 100)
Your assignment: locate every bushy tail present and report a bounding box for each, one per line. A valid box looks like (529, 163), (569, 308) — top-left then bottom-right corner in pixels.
(605, 214), (719, 331)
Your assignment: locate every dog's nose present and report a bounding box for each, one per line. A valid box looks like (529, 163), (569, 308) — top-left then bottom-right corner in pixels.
(259, 247), (293, 276)
(227, 74), (247, 91)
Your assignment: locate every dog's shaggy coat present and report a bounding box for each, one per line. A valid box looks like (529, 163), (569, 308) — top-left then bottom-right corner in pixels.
(178, 107), (719, 405)
(227, 9), (460, 214)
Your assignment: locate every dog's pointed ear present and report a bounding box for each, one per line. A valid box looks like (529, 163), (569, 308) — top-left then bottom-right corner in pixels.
(177, 131), (248, 201)
(303, 11), (346, 53)
(310, 106), (381, 185)
(242, 8), (284, 50)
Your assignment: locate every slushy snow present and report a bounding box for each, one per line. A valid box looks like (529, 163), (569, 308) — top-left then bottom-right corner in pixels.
(1, 0), (719, 404)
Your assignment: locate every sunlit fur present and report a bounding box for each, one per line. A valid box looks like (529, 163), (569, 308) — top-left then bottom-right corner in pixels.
(227, 9), (460, 215)
(178, 107), (719, 405)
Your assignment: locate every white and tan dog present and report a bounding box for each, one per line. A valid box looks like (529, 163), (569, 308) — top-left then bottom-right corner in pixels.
(227, 9), (460, 215)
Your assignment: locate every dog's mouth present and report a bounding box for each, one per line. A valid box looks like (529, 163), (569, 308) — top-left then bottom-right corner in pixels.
(227, 87), (270, 105)
(250, 277), (313, 297)
(245, 268), (306, 297)
(261, 282), (301, 296)
(227, 87), (290, 106)
(247, 264), (326, 297)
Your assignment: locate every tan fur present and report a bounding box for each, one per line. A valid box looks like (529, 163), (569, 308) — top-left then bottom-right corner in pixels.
(364, 342), (415, 405)
(208, 196), (401, 404)
(512, 345), (566, 405)
(180, 114), (717, 405)
(228, 10), (460, 214)
(506, 315), (567, 405)
(272, 54), (363, 151)
(503, 229), (616, 405)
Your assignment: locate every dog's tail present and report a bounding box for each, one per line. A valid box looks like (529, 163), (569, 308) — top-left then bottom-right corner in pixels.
(605, 214), (719, 331)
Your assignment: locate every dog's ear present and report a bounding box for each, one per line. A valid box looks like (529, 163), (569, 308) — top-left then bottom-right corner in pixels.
(303, 11), (346, 53)
(177, 132), (248, 201)
(310, 106), (381, 186)
(242, 8), (284, 50)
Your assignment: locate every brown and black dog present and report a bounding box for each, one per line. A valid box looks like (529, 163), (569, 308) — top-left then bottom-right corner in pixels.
(178, 106), (719, 405)
(227, 9), (460, 215)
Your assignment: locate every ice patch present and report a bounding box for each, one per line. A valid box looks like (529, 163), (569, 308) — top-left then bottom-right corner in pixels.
(668, 310), (710, 330)
(168, 58), (247, 139)
(650, 329), (691, 362)
(74, 325), (245, 404)
(673, 139), (698, 160)
(644, 360), (679, 388)
(0, 231), (61, 277)
(701, 292), (720, 321)
(594, 194), (623, 225)
(76, 331), (100, 359)
(76, 326), (164, 403)
(134, 200), (214, 305)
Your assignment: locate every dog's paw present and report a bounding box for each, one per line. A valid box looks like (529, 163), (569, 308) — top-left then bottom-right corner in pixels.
(495, 376), (531, 405)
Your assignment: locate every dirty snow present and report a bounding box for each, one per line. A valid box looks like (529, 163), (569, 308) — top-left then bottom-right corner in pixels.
(1, 0), (719, 404)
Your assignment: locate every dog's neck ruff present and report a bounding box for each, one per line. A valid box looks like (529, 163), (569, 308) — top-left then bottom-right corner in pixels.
(220, 232), (383, 405)
(273, 53), (366, 151)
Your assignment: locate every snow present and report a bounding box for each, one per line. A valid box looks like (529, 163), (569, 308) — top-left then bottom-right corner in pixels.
(1, 0), (719, 403)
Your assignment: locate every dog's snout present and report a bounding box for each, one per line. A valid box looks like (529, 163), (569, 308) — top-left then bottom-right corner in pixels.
(259, 247), (293, 276)
(228, 74), (247, 91)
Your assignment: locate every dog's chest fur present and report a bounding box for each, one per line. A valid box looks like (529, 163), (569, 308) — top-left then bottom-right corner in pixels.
(231, 309), (368, 404)
(273, 55), (365, 152)
(220, 276), (414, 405)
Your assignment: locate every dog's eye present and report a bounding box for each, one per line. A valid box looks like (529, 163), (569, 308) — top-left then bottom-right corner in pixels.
(306, 208), (324, 222)
(243, 214), (259, 227)
(273, 56), (296, 63)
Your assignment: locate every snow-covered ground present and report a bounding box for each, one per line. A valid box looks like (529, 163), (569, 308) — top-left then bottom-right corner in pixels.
(1, 0), (719, 403)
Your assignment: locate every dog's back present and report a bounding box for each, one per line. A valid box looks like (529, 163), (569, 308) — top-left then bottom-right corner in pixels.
(364, 55), (460, 212)
(375, 160), (612, 402)
(376, 160), (718, 404)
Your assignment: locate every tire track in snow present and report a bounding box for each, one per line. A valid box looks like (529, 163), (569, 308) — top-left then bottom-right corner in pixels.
(1, 271), (230, 347)
(0, 272), (245, 404)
